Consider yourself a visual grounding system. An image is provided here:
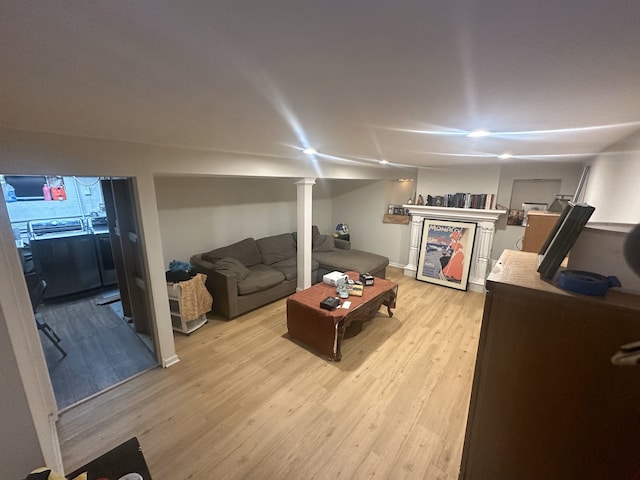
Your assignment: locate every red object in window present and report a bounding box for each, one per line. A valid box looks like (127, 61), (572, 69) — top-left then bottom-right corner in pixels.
(50, 186), (67, 200)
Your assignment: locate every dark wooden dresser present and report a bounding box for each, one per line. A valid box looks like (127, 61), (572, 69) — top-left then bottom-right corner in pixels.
(459, 249), (640, 480)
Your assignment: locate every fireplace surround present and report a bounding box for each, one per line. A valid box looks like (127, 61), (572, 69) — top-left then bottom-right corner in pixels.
(403, 205), (506, 291)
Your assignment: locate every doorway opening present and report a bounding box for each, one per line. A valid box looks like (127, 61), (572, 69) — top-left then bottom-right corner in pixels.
(2, 174), (158, 410)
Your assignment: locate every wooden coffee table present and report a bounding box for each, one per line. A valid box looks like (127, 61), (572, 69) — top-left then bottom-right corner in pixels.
(286, 271), (397, 361)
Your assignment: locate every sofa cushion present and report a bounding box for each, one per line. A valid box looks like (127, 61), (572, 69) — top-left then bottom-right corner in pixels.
(256, 233), (297, 265)
(270, 257), (320, 281)
(312, 249), (389, 275)
(202, 237), (262, 267)
(237, 264), (286, 295)
(212, 257), (250, 281)
(312, 234), (335, 252)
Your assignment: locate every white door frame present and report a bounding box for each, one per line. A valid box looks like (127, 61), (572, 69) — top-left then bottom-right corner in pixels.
(0, 197), (63, 472)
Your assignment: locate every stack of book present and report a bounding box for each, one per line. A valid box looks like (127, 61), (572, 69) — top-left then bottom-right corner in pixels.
(424, 192), (495, 210)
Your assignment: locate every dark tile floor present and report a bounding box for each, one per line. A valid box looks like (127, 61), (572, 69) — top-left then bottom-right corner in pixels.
(38, 291), (158, 410)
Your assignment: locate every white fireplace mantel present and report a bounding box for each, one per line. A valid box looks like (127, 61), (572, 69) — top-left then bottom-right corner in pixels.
(403, 205), (507, 291)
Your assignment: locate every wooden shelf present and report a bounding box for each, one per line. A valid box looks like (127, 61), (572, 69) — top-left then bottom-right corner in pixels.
(383, 214), (410, 224)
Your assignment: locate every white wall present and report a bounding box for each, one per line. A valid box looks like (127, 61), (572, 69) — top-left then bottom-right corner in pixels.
(416, 164), (501, 201)
(492, 162), (583, 259)
(410, 163), (584, 263)
(155, 176), (334, 267)
(308, 146), (632, 270)
(154, 176), (418, 268)
(330, 179), (414, 267)
(583, 130), (640, 224)
(568, 130), (640, 291)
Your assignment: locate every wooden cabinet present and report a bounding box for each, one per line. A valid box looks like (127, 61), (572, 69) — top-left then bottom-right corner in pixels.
(460, 250), (640, 479)
(521, 211), (560, 252)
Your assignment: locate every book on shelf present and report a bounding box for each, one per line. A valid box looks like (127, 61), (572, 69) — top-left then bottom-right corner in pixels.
(423, 192), (497, 210)
(484, 193), (495, 210)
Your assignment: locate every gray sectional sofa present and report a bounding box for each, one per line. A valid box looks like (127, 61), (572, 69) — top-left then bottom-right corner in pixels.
(190, 226), (389, 319)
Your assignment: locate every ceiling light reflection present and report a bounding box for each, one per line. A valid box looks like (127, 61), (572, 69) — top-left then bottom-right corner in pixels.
(513, 152), (598, 159)
(467, 129), (492, 138)
(387, 121), (640, 138)
(302, 147), (317, 155)
(416, 151), (496, 158)
(388, 128), (467, 136)
(493, 121), (640, 136)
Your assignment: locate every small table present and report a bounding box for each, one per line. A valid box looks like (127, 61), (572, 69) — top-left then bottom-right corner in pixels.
(286, 272), (397, 361)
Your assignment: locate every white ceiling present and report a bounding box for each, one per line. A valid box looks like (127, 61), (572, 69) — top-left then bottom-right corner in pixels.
(1, 1), (639, 169)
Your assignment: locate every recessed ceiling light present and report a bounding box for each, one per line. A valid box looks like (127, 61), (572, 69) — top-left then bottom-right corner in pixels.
(467, 129), (492, 138)
(498, 152), (513, 160)
(379, 159), (389, 165)
(302, 147), (317, 155)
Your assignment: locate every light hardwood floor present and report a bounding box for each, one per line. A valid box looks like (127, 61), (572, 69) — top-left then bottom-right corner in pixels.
(57, 267), (485, 479)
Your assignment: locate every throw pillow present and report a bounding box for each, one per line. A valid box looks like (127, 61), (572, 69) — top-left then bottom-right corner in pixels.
(256, 233), (297, 265)
(212, 257), (250, 281)
(312, 234), (335, 252)
(202, 237), (262, 267)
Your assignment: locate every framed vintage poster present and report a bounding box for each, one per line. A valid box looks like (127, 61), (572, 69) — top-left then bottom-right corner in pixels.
(416, 219), (477, 291)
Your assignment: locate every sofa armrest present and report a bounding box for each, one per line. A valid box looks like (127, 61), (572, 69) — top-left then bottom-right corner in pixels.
(190, 254), (215, 272)
(190, 255), (239, 319)
(334, 238), (351, 250)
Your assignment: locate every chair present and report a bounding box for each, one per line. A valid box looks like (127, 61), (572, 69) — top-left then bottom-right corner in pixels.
(25, 274), (67, 358)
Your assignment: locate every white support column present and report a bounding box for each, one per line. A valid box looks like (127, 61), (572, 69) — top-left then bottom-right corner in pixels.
(404, 215), (424, 277)
(468, 221), (495, 287)
(296, 177), (316, 291)
(134, 174), (179, 368)
(403, 205), (506, 291)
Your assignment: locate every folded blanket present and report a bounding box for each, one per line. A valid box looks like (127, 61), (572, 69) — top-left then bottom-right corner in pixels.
(174, 273), (213, 321)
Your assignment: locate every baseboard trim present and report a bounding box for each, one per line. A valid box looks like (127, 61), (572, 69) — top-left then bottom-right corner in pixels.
(388, 262), (406, 269)
(162, 354), (181, 368)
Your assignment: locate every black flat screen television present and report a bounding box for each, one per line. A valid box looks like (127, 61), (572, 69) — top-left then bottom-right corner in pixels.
(537, 201), (595, 280)
(4, 175), (47, 201)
